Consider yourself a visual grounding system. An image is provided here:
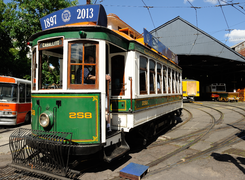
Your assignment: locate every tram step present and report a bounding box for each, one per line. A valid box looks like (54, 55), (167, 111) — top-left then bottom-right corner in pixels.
(104, 145), (129, 162)
(119, 162), (149, 180)
(104, 129), (130, 162)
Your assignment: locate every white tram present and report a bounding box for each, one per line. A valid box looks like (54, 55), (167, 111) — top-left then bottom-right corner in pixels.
(10, 4), (183, 178)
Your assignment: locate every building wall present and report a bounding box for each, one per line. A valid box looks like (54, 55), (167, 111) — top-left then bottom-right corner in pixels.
(234, 41), (245, 57)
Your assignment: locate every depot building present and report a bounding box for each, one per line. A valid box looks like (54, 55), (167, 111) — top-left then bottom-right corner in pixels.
(150, 16), (245, 100)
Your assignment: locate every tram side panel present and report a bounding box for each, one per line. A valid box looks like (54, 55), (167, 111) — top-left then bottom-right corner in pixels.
(110, 51), (183, 132)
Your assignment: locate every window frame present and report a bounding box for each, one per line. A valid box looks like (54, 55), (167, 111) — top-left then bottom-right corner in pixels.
(67, 40), (99, 89)
(139, 56), (148, 95)
(37, 38), (63, 90)
(157, 63), (162, 94)
(149, 59), (156, 94)
(32, 48), (36, 90)
(163, 65), (167, 94)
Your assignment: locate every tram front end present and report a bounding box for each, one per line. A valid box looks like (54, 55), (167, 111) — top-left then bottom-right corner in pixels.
(8, 4), (114, 178)
(9, 93), (104, 178)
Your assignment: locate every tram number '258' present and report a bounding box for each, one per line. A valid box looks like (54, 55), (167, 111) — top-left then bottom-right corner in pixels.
(69, 112), (92, 119)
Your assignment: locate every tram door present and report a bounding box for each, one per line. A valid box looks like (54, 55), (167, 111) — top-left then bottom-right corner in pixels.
(111, 55), (125, 96)
(109, 55), (125, 127)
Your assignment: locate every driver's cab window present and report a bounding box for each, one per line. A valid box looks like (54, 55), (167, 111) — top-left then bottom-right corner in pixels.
(68, 41), (98, 89)
(38, 38), (63, 90)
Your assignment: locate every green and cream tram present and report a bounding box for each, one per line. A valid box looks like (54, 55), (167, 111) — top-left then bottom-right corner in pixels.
(10, 4), (182, 178)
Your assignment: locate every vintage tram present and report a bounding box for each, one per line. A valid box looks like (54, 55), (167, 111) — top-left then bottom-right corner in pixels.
(207, 83), (239, 102)
(9, 4), (183, 178)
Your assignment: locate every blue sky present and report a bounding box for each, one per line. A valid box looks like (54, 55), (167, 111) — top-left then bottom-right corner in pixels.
(4, 0), (245, 47)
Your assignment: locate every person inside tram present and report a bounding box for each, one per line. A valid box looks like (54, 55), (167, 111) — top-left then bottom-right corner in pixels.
(83, 55), (96, 84)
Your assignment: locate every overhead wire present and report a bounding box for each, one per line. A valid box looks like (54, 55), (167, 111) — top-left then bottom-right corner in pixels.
(141, 0), (158, 37)
(102, 2), (245, 9)
(187, 0), (199, 55)
(217, 0), (231, 56)
(100, 1), (245, 48)
(232, 4), (245, 15)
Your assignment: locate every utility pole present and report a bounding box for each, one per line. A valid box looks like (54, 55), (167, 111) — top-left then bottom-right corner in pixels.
(86, 0), (91, 4)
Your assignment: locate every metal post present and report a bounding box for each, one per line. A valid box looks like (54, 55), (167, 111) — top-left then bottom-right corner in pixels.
(107, 80), (111, 131)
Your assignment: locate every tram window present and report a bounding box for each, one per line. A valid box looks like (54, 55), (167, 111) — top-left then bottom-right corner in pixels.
(179, 73), (182, 93)
(19, 83), (25, 103)
(157, 63), (162, 94)
(168, 68), (172, 94)
(172, 70), (175, 93)
(177, 72), (180, 93)
(68, 41), (98, 89)
(163, 65), (167, 93)
(32, 49), (36, 90)
(112, 55), (125, 96)
(38, 41), (63, 90)
(140, 56), (148, 95)
(149, 60), (155, 94)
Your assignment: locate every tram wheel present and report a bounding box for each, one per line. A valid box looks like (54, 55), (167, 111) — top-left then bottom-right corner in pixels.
(176, 109), (182, 117)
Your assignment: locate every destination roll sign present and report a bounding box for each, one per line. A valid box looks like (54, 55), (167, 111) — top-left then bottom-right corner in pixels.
(40, 4), (107, 31)
(39, 39), (62, 49)
(144, 29), (178, 64)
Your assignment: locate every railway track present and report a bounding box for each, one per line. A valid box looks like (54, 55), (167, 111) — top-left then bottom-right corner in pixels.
(144, 102), (245, 179)
(1, 102), (245, 180)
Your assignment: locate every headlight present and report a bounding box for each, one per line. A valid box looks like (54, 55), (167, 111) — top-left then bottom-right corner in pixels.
(39, 113), (50, 127)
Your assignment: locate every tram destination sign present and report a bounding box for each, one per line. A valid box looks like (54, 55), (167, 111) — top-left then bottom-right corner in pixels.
(40, 4), (107, 31)
(39, 39), (62, 49)
(144, 29), (178, 64)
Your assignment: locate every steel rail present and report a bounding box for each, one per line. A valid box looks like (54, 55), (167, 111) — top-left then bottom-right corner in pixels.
(145, 107), (216, 168)
(145, 103), (245, 178)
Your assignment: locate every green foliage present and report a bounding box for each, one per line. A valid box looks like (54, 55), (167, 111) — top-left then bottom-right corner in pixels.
(41, 55), (60, 87)
(1, 0), (78, 79)
(0, 0), (15, 76)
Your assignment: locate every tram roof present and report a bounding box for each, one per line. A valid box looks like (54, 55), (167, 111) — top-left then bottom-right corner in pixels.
(150, 16), (245, 63)
(29, 4), (179, 66)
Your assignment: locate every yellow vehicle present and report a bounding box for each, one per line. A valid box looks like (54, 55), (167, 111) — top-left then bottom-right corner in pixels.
(182, 79), (200, 102)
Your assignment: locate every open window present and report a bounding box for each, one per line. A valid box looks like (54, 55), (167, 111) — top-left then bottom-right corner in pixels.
(172, 70), (175, 93)
(68, 41), (99, 89)
(163, 65), (167, 94)
(157, 63), (162, 94)
(149, 60), (155, 94)
(38, 38), (63, 90)
(168, 68), (172, 94)
(140, 56), (148, 95)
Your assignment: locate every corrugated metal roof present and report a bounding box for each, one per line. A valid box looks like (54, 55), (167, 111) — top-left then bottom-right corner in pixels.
(150, 16), (245, 63)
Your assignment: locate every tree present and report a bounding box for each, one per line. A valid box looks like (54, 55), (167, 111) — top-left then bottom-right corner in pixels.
(2, 0), (78, 79)
(0, 0), (15, 76)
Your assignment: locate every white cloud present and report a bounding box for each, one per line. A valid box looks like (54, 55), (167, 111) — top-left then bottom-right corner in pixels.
(204, 0), (228, 4)
(184, 0), (194, 4)
(204, 0), (218, 4)
(225, 29), (245, 44)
